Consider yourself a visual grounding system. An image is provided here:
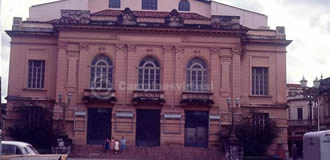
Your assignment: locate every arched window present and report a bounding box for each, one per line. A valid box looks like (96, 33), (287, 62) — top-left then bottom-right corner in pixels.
(90, 55), (113, 89)
(109, 0), (120, 8)
(179, 0), (190, 11)
(186, 57), (208, 91)
(138, 56), (160, 90)
(142, 0), (158, 10)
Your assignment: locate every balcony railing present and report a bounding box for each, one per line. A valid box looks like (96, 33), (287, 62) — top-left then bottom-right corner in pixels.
(132, 90), (165, 105)
(180, 92), (214, 106)
(82, 89), (116, 104)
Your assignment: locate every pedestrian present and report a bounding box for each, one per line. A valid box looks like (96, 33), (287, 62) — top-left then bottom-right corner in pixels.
(104, 138), (110, 154)
(292, 143), (298, 160)
(120, 136), (127, 153)
(110, 137), (115, 154)
(114, 139), (120, 154)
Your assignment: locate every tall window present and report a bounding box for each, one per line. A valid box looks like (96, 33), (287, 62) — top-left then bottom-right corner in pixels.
(109, 0), (120, 8)
(186, 57), (208, 91)
(28, 60), (45, 89)
(138, 56), (160, 90)
(142, 0), (157, 10)
(178, 0), (190, 11)
(252, 67), (269, 95)
(297, 108), (303, 120)
(252, 113), (269, 129)
(90, 55), (113, 89)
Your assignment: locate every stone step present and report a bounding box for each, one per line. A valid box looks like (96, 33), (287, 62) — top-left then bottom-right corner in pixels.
(69, 144), (225, 160)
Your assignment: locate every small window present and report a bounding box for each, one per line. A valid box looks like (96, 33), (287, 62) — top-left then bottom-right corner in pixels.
(109, 0), (120, 8)
(179, 0), (190, 11)
(142, 0), (157, 10)
(252, 67), (268, 95)
(28, 60), (45, 89)
(297, 108), (303, 120)
(252, 113), (269, 129)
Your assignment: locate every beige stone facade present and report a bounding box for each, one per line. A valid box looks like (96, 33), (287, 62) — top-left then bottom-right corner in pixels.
(5, 1), (291, 156)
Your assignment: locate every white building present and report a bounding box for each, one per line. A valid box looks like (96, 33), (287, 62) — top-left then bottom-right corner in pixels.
(28, 0), (268, 29)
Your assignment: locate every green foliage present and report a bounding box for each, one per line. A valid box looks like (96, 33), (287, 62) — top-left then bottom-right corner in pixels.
(8, 106), (55, 149)
(219, 116), (280, 157)
(8, 123), (54, 149)
(235, 118), (279, 156)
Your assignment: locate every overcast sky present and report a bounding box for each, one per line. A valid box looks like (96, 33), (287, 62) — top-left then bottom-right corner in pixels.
(1, 0), (330, 102)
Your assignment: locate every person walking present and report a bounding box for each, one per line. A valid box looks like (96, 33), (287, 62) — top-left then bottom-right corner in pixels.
(120, 136), (127, 153)
(114, 139), (120, 154)
(110, 137), (115, 154)
(104, 138), (110, 154)
(292, 143), (298, 160)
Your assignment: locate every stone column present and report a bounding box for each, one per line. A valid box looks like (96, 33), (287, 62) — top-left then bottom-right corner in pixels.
(115, 44), (126, 105)
(174, 46), (184, 106)
(232, 47), (241, 106)
(163, 46), (174, 107)
(77, 43), (89, 102)
(126, 45), (137, 106)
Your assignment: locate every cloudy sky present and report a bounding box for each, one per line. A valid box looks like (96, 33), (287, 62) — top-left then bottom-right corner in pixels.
(1, 0), (330, 102)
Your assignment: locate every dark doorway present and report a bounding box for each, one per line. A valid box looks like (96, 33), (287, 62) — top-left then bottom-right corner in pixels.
(136, 109), (161, 146)
(87, 108), (112, 144)
(185, 111), (209, 147)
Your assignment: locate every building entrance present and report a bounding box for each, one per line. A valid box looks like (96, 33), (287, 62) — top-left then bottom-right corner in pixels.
(185, 111), (209, 147)
(136, 109), (161, 146)
(87, 108), (112, 144)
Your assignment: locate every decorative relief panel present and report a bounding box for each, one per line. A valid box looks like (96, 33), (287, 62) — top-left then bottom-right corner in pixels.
(118, 8), (137, 25)
(60, 10), (90, 24)
(165, 9), (184, 27)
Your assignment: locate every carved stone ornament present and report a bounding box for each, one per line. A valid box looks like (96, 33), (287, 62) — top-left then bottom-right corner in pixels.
(60, 10), (91, 24)
(165, 9), (184, 27)
(211, 15), (241, 29)
(118, 8), (137, 25)
(79, 43), (89, 51)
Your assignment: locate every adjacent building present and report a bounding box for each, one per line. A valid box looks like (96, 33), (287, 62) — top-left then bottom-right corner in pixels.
(319, 77), (330, 130)
(4, 0), (291, 155)
(287, 84), (316, 157)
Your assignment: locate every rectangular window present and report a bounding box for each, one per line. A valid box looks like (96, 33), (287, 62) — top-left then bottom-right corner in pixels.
(297, 108), (303, 120)
(142, 0), (157, 10)
(109, 0), (120, 8)
(252, 113), (269, 129)
(28, 60), (45, 89)
(252, 67), (268, 95)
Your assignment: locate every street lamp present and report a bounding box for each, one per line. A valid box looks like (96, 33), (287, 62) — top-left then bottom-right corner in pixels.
(300, 76), (320, 131)
(58, 93), (72, 132)
(225, 97), (243, 160)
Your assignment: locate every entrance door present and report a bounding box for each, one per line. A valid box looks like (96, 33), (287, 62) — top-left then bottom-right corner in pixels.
(136, 109), (160, 146)
(185, 111), (209, 147)
(87, 108), (112, 144)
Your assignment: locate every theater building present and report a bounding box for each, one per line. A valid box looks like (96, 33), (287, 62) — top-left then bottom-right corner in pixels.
(5, 0), (291, 154)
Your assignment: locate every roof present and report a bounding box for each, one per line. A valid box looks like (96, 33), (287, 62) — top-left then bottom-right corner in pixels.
(92, 9), (209, 20)
(211, 1), (267, 17)
(31, 0), (68, 8)
(1, 141), (32, 147)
